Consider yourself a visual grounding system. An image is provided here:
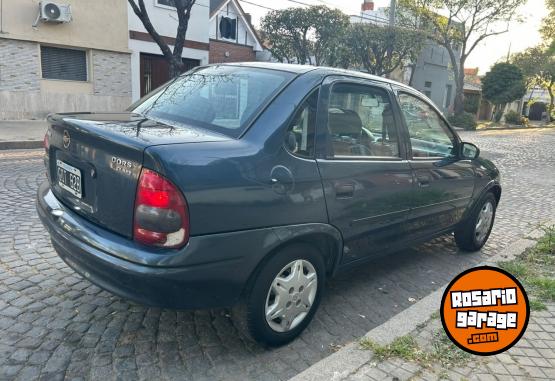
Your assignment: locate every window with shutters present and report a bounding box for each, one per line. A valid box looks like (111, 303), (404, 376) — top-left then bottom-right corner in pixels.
(219, 16), (237, 40)
(41, 46), (87, 81)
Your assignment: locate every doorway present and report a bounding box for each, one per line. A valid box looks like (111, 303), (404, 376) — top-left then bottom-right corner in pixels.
(140, 53), (200, 97)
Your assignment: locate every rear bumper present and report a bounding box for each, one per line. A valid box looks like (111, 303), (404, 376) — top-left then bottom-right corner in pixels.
(36, 181), (281, 309)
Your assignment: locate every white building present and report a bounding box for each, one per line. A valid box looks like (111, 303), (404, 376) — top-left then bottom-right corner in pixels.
(351, 0), (458, 114)
(128, 0), (210, 102)
(208, 0), (263, 64)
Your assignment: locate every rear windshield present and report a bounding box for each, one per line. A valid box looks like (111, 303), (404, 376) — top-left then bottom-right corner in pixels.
(130, 66), (294, 138)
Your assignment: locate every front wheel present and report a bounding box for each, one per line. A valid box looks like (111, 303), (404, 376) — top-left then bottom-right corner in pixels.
(455, 193), (497, 251)
(232, 244), (325, 346)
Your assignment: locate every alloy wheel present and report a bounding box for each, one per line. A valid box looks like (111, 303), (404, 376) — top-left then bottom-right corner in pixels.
(264, 259), (318, 333)
(475, 201), (494, 244)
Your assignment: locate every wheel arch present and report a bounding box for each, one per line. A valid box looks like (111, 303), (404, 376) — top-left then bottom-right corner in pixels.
(489, 183), (502, 204)
(239, 224), (343, 300)
(462, 181), (501, 225)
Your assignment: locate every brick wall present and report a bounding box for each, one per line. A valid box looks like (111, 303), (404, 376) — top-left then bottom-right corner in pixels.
(0, 39), (40, 91)
(0, 39), (132, 119)
(209, 39), (255, 64)
(92, 50), (132, 97)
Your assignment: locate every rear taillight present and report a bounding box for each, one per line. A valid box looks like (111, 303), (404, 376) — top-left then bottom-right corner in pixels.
(133, 169), (189, 248)
(43, 132), (50, 154)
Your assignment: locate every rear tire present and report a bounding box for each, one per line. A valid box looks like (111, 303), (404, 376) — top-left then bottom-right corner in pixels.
(232, 244), (325, 346)
(454, 193), (497, 252)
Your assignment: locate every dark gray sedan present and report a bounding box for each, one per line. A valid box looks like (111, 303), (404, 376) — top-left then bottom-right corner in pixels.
(37, 63), (501, 346)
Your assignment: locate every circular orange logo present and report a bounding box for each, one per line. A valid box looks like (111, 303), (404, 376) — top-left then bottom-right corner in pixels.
(441, 266), (529, 355)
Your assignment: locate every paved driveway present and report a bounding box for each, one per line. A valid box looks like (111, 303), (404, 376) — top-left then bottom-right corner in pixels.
(1, 128), (554, 381)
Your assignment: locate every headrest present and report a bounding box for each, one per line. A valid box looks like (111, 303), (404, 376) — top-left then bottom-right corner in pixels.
(328, 109), (362, 136)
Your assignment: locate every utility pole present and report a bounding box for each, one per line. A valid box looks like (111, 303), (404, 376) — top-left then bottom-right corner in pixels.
(385, 0), (397, 79)
(389, 0), (396, 27)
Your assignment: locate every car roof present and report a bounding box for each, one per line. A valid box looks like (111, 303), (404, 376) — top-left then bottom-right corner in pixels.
(208, 62), (413, 91)
(207, 62), (318, 74)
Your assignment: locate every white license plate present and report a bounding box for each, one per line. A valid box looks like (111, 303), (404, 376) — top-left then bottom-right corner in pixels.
(56, 160), (82, 198)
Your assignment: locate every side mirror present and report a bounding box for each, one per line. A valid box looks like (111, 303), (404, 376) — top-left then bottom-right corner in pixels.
(460, 142), (480, 159)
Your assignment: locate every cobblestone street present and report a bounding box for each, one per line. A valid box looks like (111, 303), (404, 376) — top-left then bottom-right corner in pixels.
(0, 128), (554, 381)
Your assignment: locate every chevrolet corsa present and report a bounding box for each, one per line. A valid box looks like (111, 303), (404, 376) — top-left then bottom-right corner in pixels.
(37, 63), (501, 346)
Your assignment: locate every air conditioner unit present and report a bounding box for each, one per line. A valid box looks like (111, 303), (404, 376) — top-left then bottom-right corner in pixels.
(39, 2), (72, 23)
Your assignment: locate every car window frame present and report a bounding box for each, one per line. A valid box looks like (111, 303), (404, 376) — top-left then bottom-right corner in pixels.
(317, 76), (407, 162)
(282, 87), (321, 159)
(394, 88), (461, 161)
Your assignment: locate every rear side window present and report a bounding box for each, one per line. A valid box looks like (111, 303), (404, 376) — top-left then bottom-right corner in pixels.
(327, 83), (400, 158)
(131, 66), (293, 138)
(285, 90), (318, 158)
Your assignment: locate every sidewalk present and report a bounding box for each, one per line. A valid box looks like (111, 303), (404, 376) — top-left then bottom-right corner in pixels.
(291, 228), (555, 381)
(319, 304), (555, 380)
(0, 120), (47, 150)
(477, 120), (555, 131)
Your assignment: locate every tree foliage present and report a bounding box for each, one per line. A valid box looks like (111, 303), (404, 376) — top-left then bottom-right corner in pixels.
(541, 0), (555, 51)
(347, 24), (424, 76)
(128, 0), (196, 78)
(260, 6), (350, 66)
(512, 46), (555, 121)
(398, 0), (527, 115)
(482, 63), (526, 121)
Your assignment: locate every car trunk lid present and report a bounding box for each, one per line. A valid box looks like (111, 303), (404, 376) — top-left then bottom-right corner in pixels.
(46, 112), (229, 238)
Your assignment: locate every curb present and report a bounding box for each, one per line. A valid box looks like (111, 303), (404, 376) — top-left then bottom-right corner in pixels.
(0, 141), (43, 150)
(476, 126), (553, 132)
(290, 227), (548, 381)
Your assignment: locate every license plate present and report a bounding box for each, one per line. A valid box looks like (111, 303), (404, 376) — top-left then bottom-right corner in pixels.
(56, 160), (82, 198)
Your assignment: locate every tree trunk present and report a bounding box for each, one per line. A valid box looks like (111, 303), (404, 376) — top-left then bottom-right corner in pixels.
(169, 58), (183, 79)
(548, 83), (554, 122)
(453, 66), (466, 115)
(444, 44), (465, 116)
(494, 103), (506, 122)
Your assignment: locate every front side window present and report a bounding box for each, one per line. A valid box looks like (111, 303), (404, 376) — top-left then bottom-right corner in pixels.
(327, 83), (400, 158)
(131, 66), (293, 138)
(285, 90), (318, 158)
(41, 46), (87, 81)
(398, 92), (456, 158)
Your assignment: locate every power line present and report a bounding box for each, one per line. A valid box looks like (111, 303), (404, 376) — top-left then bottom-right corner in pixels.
(238, 0), (276, 11)
(285, 0), (313, 6)
(350, 13), (391, 24)
(240, 0), (364, 19)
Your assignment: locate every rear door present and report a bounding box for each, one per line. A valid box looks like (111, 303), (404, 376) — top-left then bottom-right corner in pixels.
(394, 89), (475, 238)
(316, 77), (413, 264)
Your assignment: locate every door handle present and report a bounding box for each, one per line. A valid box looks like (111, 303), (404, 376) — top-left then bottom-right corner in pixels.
(335, 183), (355, 198)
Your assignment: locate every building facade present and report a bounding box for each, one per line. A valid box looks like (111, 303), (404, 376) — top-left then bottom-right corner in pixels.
(208, 0), (263, 64)
(410, 43), (457, 114)
(351, 0), (457, 114)
(0, 0), (131, 120)
(128, 0), (210, 102)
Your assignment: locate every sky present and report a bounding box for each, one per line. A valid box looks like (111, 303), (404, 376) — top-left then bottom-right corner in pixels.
(239, 0), (547, 75)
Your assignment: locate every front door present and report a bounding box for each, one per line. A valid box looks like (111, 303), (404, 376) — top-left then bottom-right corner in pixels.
(395, 90), (476, 238)
(316, 78), (413, 265)
(140, 53), (200, 97)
